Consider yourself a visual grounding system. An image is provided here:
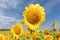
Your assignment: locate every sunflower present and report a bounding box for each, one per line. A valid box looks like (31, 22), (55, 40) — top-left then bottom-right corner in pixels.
(11, 23), (23, 39)
(23, 30), (30, 39)
(53, 21), (57, 27)
(4, 34), (10, 40)
(0, 34), (4, 40)
(43, 29), (49, 35)
(32, 32), (40, 40)
(44, 35), (53, 40)
(55, 32), (60, 38)
(58, 37), (60, 40)
(23, 4), (45, 30)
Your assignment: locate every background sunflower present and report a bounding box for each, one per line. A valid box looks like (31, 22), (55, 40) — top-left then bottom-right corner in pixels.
(0, 34), (4, 40)
(11, 23), (23, 39)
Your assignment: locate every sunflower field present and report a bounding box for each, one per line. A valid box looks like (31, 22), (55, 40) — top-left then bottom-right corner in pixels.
(0, 4), (60, 40)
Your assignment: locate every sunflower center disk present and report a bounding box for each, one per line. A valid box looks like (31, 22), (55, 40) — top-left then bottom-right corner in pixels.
(27, 13), (40, 24)
(14, 27), (21, 35)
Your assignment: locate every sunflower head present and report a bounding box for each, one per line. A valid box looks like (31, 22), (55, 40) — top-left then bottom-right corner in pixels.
(55, 32), (60, 38)
(11, 23), (23, 39)
(23, 4), (45, 30)
(58, 37), (60, 40)
(0, 34), (4, 40)
(53, 21), (57, 27)
(44, 35), (53, 40)
(43, 29), (49, 35)
(32, 32), (40, 40)
(4, 34), (10, 40)
(23, 30), (30, 39)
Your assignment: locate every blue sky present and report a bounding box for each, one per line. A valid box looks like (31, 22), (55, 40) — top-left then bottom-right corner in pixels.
(0, 0), (60, 29)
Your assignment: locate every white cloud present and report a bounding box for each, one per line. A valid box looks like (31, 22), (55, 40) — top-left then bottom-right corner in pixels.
(0, 16), (18, 22)
(0, 0), (19, 29)
(0, 15), (18, 29)
(0, 10), (18, 29)
(0, 0), (21, 29)
(0, 10), (4, 15)
(0, 0), (18, 9)
(0, 9), (17, 22)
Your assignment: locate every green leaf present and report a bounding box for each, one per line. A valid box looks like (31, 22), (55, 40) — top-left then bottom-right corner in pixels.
(36, 38), (40, 40)
(19, 35), (27, 40)
(36, 36), (44, 40)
